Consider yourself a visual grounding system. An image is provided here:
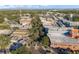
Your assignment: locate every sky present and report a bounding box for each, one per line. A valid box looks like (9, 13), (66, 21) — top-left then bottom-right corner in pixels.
(0, 0), (79, 5)
(0, 5), (79, 9)
(0, 0), (79, 9)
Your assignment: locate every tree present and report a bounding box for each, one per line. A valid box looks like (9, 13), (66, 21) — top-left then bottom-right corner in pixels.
(0, 35), (10, 50)
(72, 16), (79, 21)
(63, 15), (70, 20)
(11, 45), (32, 54)
(0, 16), (4, 23)
(41, 36), (50, 47)
(29, 15), (50, 48)
(29, 15), (44, 42)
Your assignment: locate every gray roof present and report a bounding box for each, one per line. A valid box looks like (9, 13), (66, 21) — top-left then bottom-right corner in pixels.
(47, 29), (79, 44)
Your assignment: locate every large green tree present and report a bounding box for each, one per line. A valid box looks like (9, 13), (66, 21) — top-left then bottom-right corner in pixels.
(41, 36), (50, 47)
(29, 15), (50, 48)
(29, 15), (44, 41)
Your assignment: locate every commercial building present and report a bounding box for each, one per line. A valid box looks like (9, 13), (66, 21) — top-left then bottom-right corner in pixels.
(70, 28), (79, 38)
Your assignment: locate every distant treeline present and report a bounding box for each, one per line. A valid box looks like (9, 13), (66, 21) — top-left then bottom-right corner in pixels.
(54, 9), (79, 14)
(0, 10), (48, 23)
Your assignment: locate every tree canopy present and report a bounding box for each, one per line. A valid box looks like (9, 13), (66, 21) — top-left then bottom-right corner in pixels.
(10, 45), (32, 54)
(41, 36), (50, 47)
(29, 15), (44, 41)
(0, 35), (10, 50)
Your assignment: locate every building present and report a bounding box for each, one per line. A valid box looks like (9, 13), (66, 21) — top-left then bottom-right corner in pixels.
(11, 29), (29, 42)
(70, 22), (79, 26)
(70, 28), (79, 38)
(19, 15), (32, 25)
(11, 29), (29, 38)
(47, 27), (79, 51)
(19, 14), (32, 29)
(10, 29), (30, 45)
(0, 29), (12, 35)
(20, 18), (32, 26)
(39, 15), (54, 26)
(48, 28), (79, 51)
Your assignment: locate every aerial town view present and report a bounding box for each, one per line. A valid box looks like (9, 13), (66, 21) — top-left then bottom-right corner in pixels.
(0, 5), (79, 54)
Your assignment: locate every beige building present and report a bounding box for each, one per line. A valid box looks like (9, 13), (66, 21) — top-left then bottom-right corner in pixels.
(11, 29), (29, 38)
(40, 17), (54, 26)
(10, 29), (30, 44)
(0, 29), (12, 35)
(19, 14), (32, 26)
(20, 18), (32, 26)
